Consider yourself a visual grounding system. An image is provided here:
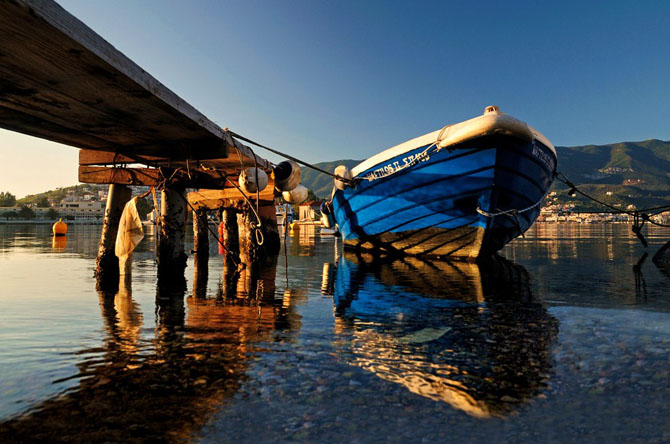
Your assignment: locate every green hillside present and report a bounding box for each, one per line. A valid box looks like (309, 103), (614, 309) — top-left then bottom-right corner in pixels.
(552, 139), (670, 211)
(301, 140), (670, 212)
(300, 159), (362, 199)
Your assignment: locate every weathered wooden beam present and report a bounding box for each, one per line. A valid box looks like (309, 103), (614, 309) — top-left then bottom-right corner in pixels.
(95, 184), (132, 291)
(79, 149), (167, 166)
(187, 184), (276, 211)
(79, 166), (231, 189)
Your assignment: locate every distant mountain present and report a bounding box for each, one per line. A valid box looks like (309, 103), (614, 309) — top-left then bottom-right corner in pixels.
(553, 139), (670, 211)
(302, 140), (670, 212)
(300, 159), (362, 200)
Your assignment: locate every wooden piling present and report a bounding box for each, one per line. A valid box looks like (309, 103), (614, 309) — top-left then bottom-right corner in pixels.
(238, 210), (263, 296)
(95, 184), (131, 291)
(193, 207), (209, 272)
(192, 207), (209, 299)
(259, 204), (281, 256)
(158, 186), (188, 288)
(221, 208), (240, 297)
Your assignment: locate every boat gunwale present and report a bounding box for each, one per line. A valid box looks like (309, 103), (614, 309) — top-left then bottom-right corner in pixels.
(351, 111), (555, 177)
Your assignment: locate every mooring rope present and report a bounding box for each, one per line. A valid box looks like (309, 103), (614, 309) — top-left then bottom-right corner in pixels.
(225, 129), (357, 186)
(474, 171), (670, 246)
(223, 177), (265, 246)
(554, 172), (670, 228)
(551, 171), (670, 247)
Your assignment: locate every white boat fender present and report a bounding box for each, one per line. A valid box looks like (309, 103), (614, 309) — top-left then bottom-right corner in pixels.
(320, 201), (335, 228)
(239, 167), (268, 194)
(282, 184), (308, 204)
(273, 160), (301, 192)
(334, 165), (353, 191)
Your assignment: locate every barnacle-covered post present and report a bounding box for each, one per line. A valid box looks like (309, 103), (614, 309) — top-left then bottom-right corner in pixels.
(238, 210), (262, 296)
(95, 184), (132, 291)
(158, 186), (188, 288)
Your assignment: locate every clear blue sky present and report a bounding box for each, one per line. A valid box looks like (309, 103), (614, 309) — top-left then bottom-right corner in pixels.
(2, 0), (670, 197)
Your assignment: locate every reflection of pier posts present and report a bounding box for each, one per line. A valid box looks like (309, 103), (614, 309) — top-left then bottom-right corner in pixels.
(96, 184), (132, 291)
(158, 186), (188, 288)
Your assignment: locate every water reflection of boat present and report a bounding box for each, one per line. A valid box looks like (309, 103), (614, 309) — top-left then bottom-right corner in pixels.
(329, 252), (558, 418)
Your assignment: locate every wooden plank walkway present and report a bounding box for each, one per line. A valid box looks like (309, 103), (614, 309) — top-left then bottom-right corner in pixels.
(0, 0), (270, 191)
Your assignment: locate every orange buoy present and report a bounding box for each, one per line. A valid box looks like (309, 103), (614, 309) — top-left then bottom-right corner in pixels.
(51, 236), (67, 250)
(52, 218), (68, 236)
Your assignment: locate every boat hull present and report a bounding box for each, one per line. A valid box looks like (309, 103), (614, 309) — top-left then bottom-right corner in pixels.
(332, 134), (556, 258)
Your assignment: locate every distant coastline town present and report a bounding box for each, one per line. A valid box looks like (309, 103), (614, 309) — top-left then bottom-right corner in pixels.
(2, 185), (669, 225)
(538, 192), (670, 224)
(0, 185), (110, 224)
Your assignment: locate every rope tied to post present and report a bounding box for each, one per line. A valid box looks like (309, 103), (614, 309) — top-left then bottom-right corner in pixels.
(224, 128), (358, 187)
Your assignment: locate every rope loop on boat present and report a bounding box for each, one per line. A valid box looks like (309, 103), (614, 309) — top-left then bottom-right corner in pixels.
(476, 191), (548, 219)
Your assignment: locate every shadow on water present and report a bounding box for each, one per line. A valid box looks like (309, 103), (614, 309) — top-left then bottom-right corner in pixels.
(327, 252), (559, 418)
(0, 256), (302, 443)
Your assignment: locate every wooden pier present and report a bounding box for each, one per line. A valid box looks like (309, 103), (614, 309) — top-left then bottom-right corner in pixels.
(0, 0), (281, 289)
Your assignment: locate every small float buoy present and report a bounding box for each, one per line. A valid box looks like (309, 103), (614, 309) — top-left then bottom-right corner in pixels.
(239, 167), (269, 194)
(282, 184), (309, 204)
(334, 165), (353, 191)
(273, 160), (301, 192)
(52, 218), (67, 236)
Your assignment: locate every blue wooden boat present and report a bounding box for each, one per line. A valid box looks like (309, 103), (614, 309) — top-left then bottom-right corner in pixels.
(328, 106), (557, 259)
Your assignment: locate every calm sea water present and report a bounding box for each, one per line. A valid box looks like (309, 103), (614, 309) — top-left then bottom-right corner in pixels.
(1, 223), (670, 443)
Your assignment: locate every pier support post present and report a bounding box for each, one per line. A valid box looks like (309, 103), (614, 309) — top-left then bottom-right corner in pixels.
(238, 210), (263, 296)
(221, 207), (240, 297)
(259, 204), (281, 256)
(158, 186), (188, 288)
(95, 184), (132, 291)
(193, 207), (209, 272)
(192, 208), (209, 299)
(238, 210), (262, 265)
